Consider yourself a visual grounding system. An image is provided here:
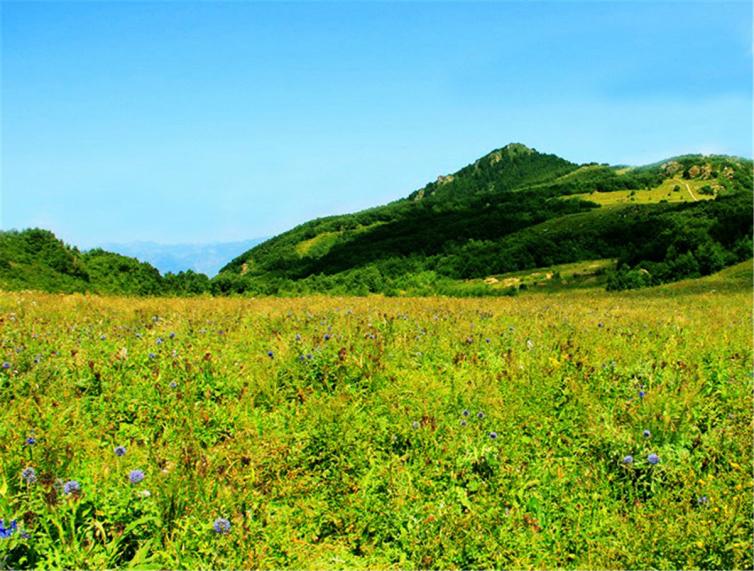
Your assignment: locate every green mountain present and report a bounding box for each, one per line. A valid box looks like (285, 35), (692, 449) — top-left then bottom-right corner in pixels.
(0, 229), (210, 295)
(217, 143), (752, 295)
(2, 144), (750, 297)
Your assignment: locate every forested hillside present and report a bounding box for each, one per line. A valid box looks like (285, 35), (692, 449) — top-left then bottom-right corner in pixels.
(0, 229), (209, 295)
(217, 144), (752, 295)
(1, 145), (750, 296)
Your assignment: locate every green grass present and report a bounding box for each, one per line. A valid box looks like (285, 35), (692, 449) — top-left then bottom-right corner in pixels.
(0, 267), (751, 568)
(465, 258), (615, 292)
(295, 231), (342, 257)
(567, 177), (715, 206)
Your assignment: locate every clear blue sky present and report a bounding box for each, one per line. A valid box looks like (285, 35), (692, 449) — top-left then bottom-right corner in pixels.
(2, 1), (751, 247)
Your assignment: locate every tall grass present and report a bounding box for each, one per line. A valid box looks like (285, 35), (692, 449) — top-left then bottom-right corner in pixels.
(0, 283), (750, 568)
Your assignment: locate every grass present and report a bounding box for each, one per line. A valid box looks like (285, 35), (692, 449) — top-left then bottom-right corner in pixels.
(468, 258), (615, 292)
(567, 177), (715, 206)
(295, 231), (342, 257)
(0, 267), (751, 569)
(295, 223), (388, 258)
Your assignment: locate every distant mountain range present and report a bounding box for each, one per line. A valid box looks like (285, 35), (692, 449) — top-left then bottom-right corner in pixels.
(99, 239), (266, 277)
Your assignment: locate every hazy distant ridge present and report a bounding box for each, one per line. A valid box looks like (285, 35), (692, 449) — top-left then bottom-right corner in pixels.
(100, 239), (266, 277)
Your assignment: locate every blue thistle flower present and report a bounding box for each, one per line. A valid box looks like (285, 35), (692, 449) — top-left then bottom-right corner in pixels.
(1, 362), (10, 370)
(129, 470), (145, 485)
(21, 467), (36, 484)
(267, 351), (274, 358)
(148, 353), (156, 359)
(639, 390), (646, 399)
(324, 334), (331, 341)
(476, 412), (485, 419)
(169, 332), (176, 339)
(25, 437), (36, 446)
(647, 453), (660, 465)
(489, 431), (498, 439)
(462, 409), (470, 417)
(0, 519), (17, 539)
(622, 455), (634, 464)
(156, 338), (163, 345)
(213, 517), (231, 534)
(643, 429), (651, 438)
(697, 495), (709, 506)
(63, 480), (80, 495)
(114, 445), (127, 457)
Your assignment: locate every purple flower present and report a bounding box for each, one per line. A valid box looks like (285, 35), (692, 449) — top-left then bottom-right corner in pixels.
(156, 338), (163, 345)
(639, 390), (646, 399)
(267, 351), (274, 358)
(25, 437), (36, 446)
(1, 362), (10, 370)
(129, 470), (145, 485)
(169, 332), (176, 339)
(462, 409), (470, 417)
(324, 334), (331, 341)
(489, 432), (498, 439)
(476, 412), (485, 419)
(622, 455), (634, 464)
(114, 445), (127, 457)
(148, 353), (156, 359)
(697, 495), (709, 506)
(63, 480), (80, 495)
(21, 467), (36, 484)
(0, 519), (17, 539)
(213, 517), (231, 534)
(647, 453), (660, 465)
(643, 429), (651, 438)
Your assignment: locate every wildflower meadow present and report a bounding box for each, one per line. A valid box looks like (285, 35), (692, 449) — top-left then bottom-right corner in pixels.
(0, 280), (750, 568)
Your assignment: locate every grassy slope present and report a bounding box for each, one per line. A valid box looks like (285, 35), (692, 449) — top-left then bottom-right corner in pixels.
(222, 148), (750, 288)
(566, 177), (715, 206)
(0, 266), (749, 568)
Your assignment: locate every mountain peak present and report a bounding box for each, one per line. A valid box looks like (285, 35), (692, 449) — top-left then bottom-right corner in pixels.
(475, 143), (539, 167)
(501, 142), (535, 153)
(485, 142), (537, 159)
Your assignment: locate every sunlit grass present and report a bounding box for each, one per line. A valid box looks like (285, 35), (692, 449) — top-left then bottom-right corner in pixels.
(568, 177), (714, 206)
(0, 275), (750, 568)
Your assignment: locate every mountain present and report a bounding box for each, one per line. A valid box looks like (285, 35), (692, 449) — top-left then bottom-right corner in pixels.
(99, 239), (266, 277)
(216, 143), (752, 295)
(0, 229), (212, 295)
(1, 144), (750, 297)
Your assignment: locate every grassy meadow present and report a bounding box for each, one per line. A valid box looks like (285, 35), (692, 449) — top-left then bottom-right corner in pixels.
(0, 264), (751, 569)
(567, 177), (716, 206)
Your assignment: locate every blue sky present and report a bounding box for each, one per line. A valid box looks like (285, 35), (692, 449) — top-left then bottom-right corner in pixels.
(2, 1), (751, 247)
